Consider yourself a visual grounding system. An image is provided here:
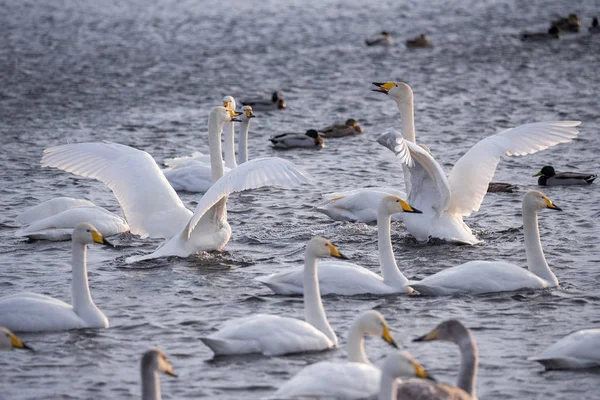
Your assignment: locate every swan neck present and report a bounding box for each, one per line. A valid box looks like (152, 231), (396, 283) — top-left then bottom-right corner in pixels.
(397, 96), (415, 143)
(303, 253), (336, 345)
(377, 207), (408, 288)
(208, 116), (225, 183)
(347, 320), (369, 364)
(238, 120), (249, 164)
(223, 122), (237, 169)
(457, 332), (478, 397)
(378, 373), (397, 400)
(71, 242), (95, 313)
(141, 365), (161, 400)
(523, 206), (557, 285)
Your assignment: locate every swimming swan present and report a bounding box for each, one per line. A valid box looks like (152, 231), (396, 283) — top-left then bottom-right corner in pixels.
(409, 191), (562, 295)
(378, 351), (435, 400)
(258, 195), (422, 295)
(0, 327), (33, 350)
(530, 329), (600, 370)
(0, 223), (111, 332)
(200, 237), (346, 356)
(272, 310), (399, 399)
(141, 349), (177, 400)
(40, 106), (312, 262)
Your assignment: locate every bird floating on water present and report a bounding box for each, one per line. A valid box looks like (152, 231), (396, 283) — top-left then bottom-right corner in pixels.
(534, 165), (596, 186)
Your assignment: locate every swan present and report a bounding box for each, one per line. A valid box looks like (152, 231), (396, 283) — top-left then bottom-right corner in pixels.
(258, 195), (422, 295)
(40, 106), (312, 262)
(163, 104), (255, 193)
(15, 197), (129, 241)
(319, 118), (363, 138)
(395, 320), (477, 399)
(534, 165), (596, 186)
(200, 237), (346, 356)
(372, 81), (579, 244)
(271, 310), (400, 399)
(409, 190), (562, 296)
(0, 327), (33, 350)
(530, 329), (600, 370)
(241, 91), (286, 111)
(270, 129), (325, 149)
(378, 351), (435, 400)
(141, 349), (176, 400)
(314, 187), (407, 222)
(0, 223), (111, 332)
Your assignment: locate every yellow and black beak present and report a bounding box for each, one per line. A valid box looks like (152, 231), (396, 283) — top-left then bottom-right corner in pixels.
(327, 242), (348, 260)
(229, 110), (242, 122)
(372, 82), (395, 94)
(544, 197), (562, 211)
(413, 327), (439, 342)
(165, 364), (177, 378)
(10, 332), (34, 351)
(91, 231), (114, 247)
(245, 109), (255, 118)
(413, 360), (436, 381)
(399, 199), (422, 214)
(382, 324), (399, 348)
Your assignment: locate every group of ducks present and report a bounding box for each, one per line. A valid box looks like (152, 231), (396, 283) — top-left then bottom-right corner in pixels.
(521, 14), (600, 41)
(366, 31), (434, 48)
(3, 81), (599, 399)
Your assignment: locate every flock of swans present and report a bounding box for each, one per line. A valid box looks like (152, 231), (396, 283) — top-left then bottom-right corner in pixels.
(2, 81), (599, 399)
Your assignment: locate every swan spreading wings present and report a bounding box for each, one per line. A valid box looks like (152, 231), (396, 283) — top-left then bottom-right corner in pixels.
(378, 121), (580, 244)
(41, 106), (313, 262)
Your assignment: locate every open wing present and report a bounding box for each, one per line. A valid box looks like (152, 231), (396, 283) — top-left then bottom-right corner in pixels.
(448, 121), (580, 217)
(377, 130), (413, 194)
(185, 157), (313, 238)
(41, 142), (192, 238)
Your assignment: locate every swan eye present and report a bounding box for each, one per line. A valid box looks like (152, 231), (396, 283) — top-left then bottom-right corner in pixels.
(86, 229), (90, 232)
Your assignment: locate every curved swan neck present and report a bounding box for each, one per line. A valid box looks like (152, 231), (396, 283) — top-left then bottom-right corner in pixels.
(71, 242), (95, 313)
(223, 122), (237, 169)
(523, 206), (557, 285)
(208, 115), (225, 183)
(456, 331), (478, 397)
(238, 120), (250, 164)
(347, 320), (369, 364)
(377, 206), (409, 288)
(303, 252), (336, 345)
(378, 373), (397, 400)
(396, 95), (415, 143)
(141, 364), (161, 400)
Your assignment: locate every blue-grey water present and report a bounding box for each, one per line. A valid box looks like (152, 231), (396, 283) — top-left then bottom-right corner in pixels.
(1, 0), (599, 398)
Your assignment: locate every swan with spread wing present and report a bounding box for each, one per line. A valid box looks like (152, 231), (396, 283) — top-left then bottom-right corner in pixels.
(41, 106), (312, 262)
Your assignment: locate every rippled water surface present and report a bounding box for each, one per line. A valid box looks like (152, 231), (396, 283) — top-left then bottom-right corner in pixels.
(1, 0), (599, 398)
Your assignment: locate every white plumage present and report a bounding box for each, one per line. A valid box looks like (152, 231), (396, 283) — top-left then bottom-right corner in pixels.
(530, 329), (600, 370)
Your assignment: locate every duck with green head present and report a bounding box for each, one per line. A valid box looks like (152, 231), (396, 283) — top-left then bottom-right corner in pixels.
(534, 166), (596, 186)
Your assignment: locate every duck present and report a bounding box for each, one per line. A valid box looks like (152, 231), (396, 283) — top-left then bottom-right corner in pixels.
(270, 129), (325, 149)
(200, 237), (346, 356)
(529, 329), (600, 370)
(589, 17), (600, 34)
(487, 182), (518, 193)
(366, 31), (393, 46)
(406, 34), (434, 48)
(15, 197), (129, 241)
(241, 91), (286, 111)
(258, 195), (422, 295)
(271, 310), (401, 399)
(319, 118), (363, 138)
(141, 349), (177, 400)
(395, 320), (477, 399)
(371, 81), (579, 244)
(378, 351), (435, 400)
(521, 25), (560, 41)
(0, 223), (111, 332)
(0, 327), (33, 351)
(534, 165), (596, 186)
(41, 106), (312, 262)
(552, 14), (581, 33)
(409, 191), (562, 295)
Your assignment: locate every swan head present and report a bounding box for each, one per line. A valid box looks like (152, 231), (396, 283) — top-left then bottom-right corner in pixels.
(380, 195), (422, 215)
(212, 106), (241, 126)
(533, 166), (556, 177)
(0, 327), (33, 351)
(381, 351), (435, 381)
(307, 237), (348, 259)
(241, 105), (255, 120)
(354, 310), (398, 348)
(414, 319), (471, 345)
(141, 349), (177, 377)
(222, 96), (236, 112)
(372, 82), (413, 104)
(72, 223), (113, 247)
(523, 190), (562, 212)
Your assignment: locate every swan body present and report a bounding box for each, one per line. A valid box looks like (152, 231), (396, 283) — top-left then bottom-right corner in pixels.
(163, 163), (225, 193)
(410, 191), (562, 296)
(372, 81), (579, 244)
(270, 129), (324, 149)
(241, 91), (286, 111)
(272, 310), (399, 399)
(201, 238), (345, 356)
(530, 329), (600, 370)
(319, 118), (363, 138)
(259, 196), (422, 295)
(16, 197), (94, 224)
(315, 187), (407, 222)
(0, 223), (110, 332)
(141, 349), (176, 400)
(534, 165), (596, 186)
(0, 327), (33, 350)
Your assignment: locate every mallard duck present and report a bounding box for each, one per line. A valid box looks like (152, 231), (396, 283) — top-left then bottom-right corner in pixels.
(521, 25), (560, 41)
(406, 34), (433, 48)
(552, 13), (581, 33)
(589, 17), (600, 34)
(240, 91), (286, 111)
(319, 119), (363, 138)
(365, 31), (393, 46)
(534, 166), (596, 186)
(487, 182), (517, 193)
(270, 129), (325, 149)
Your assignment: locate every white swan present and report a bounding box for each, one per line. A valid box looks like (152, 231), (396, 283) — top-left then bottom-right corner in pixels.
(222, 96), (238, 169)
(258, 195), (421, 295)
(378, 351), (435, 400)
(372, 81), (580, 244)
(530, 329), (600, 370)
(409, 191), (562, 295)
(0, 327), (33, 350)
(272, 310), (400, 399)
(395, 320), (477, 399)
(314, 187), (407, 222)
(141, 349), (176, 400)
(0, 223), (110, 332)
(200, 237), (345, 356)
(15, 197), (129, 241)
(40, 106), (312, 261)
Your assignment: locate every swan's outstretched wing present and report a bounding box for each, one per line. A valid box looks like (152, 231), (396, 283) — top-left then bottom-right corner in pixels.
(377, 130), (413, 194)
(447, 121), (580, 217)
(385, 132), (451, 215)
(185, 157), (313, 238)
(41, 142), (193, 238)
